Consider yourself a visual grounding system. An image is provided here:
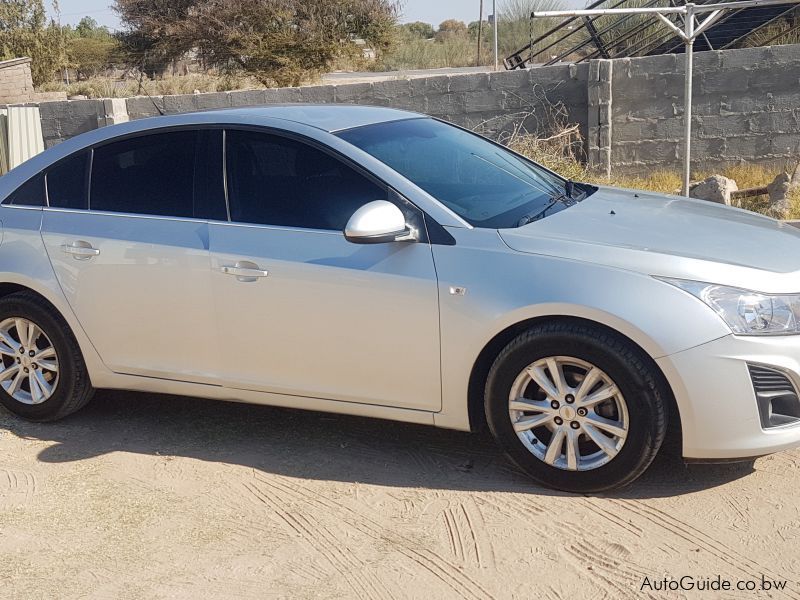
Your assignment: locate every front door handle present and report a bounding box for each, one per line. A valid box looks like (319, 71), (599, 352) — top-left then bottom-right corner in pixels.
(62, 241), (100, 260)
(220, 261), (269, 282)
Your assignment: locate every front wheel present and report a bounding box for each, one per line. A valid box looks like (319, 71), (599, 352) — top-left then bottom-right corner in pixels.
(0, 291), (94, 421)
(485, 321), (668, 493)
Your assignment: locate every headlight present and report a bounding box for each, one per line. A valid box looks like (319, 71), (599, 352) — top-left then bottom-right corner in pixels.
(659, 278), (800, 335)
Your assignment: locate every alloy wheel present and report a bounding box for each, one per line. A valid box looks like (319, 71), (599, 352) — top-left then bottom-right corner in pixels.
(508, 356), (628, 471)
(0, 317), (59, 405)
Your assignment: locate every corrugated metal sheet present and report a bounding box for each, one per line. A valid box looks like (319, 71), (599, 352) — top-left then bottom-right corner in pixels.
(0, 108), (8, 175)
(7, 106), (44, 170)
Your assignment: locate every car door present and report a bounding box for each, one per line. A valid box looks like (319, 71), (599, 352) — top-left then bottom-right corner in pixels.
(208, 129), (441, 411)
(40, 129), (228, 383)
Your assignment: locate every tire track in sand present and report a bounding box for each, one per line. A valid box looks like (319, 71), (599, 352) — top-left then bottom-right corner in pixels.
(255, 474), (496, 600)
(242, 481), (394, 600)
(441, 499), (496, 569)
(0, 468), (36, 506)
(562, 538), (652, 600)
(607, 498), (800, 599)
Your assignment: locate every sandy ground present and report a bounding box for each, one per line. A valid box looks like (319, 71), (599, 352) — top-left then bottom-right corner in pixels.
(0, 391), (799, 600)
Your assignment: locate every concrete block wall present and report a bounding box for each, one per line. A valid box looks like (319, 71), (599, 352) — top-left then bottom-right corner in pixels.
(0, 59), (37, 105)
(27, 43), (800, 176)
(611, 44), (800, 175)
(39, 64), (590, 151)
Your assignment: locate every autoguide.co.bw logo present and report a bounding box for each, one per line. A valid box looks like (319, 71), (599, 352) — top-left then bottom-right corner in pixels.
(640, 574), (788, 593)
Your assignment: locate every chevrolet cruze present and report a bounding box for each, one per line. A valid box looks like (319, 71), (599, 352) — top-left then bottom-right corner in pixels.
(1, 105), (799, 492)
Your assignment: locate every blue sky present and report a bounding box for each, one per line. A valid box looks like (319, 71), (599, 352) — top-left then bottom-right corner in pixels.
(53, 0), (571, 31)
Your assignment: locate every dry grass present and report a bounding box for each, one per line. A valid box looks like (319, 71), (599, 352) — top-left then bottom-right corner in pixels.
(40, 73), (263, 99)
(505, 128), (800, 218)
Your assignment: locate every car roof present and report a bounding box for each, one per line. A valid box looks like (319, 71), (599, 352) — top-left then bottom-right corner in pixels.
(206, 104), (422, 133)
(0, 104), (424, 193)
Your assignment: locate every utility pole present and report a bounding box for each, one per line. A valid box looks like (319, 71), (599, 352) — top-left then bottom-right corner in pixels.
(682, 3), (695, 196)
(493, 0), (499, 70)
(477, 0), (484, 67)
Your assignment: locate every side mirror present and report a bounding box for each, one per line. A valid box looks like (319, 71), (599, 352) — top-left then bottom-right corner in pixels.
(344, 200), (416, 244)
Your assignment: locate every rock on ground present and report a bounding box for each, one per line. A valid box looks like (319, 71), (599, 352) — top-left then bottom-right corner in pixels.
(689, 175), (738, 205)
(766, 163), (800, 219)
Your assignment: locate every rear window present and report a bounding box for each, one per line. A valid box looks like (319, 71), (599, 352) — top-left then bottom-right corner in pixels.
(90, 131), (198, 218)
(47, 152), (89, 210)
(3, 175), (45, 207)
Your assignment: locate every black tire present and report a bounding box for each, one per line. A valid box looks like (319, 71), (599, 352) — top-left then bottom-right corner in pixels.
(0, 291), (94, 421)
(485, 321), (668, 493)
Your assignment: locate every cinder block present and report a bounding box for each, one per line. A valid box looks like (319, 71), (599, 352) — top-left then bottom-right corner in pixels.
(720, 45), (774, 70)
(126, 95), (166, 119)
(768, 133), (800, 156)
(692, 136), (727, 157)
(264, 87), (303, 103)
(411, 75), (450, 95)
(448, 73), (489, 92)
(488, 69), (530, 91)
(333, 82), (374, 103)
(652, 73), (685, 98)
(747, 110), (799, 134)
(163, 94), (197, 114)
(195, 91), (233, 109)
(298, 85), (335, 103)
(748, 64), (800, 90)
(614, 139), (680, 165)
(699, 69), (742, 95)
(424, 92), (466, 116)
(229, 89), (265, 106)
(626, 53), (679, 78)
(695, 114), (749, 138)
(372, 79), (413, 101)
(39, 98), (105, 145)
(464, 90), (503, 112)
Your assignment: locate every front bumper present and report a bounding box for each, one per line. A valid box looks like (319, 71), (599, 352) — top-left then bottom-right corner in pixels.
(657, 334), (800, 459)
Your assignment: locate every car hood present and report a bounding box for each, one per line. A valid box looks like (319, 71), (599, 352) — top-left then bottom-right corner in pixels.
(498, 186), (800, 293)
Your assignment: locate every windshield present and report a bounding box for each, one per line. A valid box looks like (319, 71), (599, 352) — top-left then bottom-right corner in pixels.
(337, 118), (579, 228)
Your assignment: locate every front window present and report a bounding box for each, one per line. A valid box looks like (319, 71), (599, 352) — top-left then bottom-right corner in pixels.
(337, 118), (586, 228)
(225, 129), (387, 230)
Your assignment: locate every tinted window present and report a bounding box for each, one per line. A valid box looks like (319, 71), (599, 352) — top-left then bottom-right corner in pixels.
(338, 118), (573, 228)
(90, 130), (198, 217)
(226, 130), (385, 230)
(47, 152), (88, 209)
(4, 174), (45, 207)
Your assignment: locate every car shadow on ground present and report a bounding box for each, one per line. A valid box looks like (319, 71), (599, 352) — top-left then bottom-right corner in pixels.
(0, 390), (756, 499)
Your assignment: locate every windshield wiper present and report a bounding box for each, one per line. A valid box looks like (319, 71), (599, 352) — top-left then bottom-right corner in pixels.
(517, 196), (566, 226)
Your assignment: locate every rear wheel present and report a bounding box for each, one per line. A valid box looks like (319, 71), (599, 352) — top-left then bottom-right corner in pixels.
(0, 292), (94, 421)
(485, 321), (668, 493)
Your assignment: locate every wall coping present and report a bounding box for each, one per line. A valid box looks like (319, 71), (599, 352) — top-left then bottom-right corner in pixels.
(0, 57), (32, 70)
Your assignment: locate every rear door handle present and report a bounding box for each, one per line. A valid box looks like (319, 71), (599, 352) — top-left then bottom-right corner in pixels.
(62, 241), (100, 259)
(220, 261), (269, 282)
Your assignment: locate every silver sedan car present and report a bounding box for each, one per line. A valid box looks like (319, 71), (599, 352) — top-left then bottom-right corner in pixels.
(1, 105), (799, 492)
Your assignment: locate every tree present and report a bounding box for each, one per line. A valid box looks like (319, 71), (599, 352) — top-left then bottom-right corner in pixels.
(114, 0), (400, 84)
(468, 20), (490, 40)
(68, 36), (120, 78)
(114, 0), (196, 76)
(74, 16), (112, 39)
(436, 19), (467, 41)
(0, 0), (65, 86)
(400, 21), (434, 39)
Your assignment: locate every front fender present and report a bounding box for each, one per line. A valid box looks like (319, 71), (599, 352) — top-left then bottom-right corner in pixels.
(431, 227), (730, 430)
